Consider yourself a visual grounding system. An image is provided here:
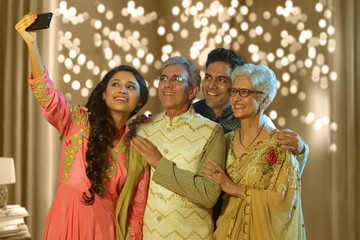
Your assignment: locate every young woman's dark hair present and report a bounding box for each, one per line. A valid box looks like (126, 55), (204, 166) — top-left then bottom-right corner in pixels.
(82, 65), (148, 204)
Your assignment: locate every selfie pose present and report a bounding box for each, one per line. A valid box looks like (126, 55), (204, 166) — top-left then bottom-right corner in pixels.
(15, 13), (149, 239)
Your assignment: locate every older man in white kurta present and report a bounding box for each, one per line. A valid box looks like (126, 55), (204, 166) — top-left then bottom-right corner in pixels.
(131, 57), (225, 239)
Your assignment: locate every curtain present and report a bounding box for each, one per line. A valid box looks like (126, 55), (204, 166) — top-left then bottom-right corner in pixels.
(0, 0), (359, 239)
(0, 0), (59, 239)
(330, 0), (360, 239)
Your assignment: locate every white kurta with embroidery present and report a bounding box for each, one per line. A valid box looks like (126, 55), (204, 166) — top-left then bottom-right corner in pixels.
(137, 106), (226, 240)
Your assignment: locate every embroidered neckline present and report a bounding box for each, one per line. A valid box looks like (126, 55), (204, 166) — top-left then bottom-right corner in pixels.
(230, 129), (278, 160)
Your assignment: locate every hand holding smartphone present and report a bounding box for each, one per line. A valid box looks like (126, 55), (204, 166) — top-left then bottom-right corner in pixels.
(26, 12), (53, 31)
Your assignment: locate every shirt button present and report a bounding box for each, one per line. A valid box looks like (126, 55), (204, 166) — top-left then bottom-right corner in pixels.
(166, 127), (172, 132)
(164, 149), (169, 153)
(157, 216), (162, 221)
(158, 193), (163, 198)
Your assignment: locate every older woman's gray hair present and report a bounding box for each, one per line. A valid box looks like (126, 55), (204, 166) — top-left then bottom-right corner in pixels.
(231, 63), (277, 108)
(161, 56), (201, 88)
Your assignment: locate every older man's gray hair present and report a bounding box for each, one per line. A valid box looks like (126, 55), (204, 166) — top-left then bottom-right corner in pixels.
(161, 56), (201, 88)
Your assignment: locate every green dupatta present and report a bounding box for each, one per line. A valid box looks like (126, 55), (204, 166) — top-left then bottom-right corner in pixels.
(115, 139), (147, 239)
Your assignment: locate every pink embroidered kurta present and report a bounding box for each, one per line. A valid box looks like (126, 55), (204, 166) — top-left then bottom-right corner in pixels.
(29, 68), (148, 240)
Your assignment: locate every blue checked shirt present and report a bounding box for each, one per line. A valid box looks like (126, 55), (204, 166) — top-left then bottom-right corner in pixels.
(193, 99), (241, 134)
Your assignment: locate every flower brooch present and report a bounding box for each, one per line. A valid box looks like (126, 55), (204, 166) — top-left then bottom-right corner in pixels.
(265, 148), (279, 164)
(262, 148), (279, 174)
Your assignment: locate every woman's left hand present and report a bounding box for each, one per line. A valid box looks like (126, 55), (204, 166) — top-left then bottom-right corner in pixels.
(131, 135), (162, 168)
(15, 13), (38, 46)
(202, 159), (244, 198)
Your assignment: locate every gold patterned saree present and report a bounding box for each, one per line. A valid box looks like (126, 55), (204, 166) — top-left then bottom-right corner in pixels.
(214, 130), (306, 240)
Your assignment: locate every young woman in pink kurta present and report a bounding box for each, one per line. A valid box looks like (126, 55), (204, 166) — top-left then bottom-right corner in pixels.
(16, 13), (149, 239)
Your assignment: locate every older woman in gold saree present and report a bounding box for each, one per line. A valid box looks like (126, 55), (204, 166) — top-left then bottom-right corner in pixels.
(203, 64), (306, 240)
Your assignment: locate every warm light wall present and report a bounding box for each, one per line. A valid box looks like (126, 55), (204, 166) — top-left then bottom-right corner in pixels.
(3, 0), (351, 239)
(53, 0), (336, 137)
(48, 2), (338, 238)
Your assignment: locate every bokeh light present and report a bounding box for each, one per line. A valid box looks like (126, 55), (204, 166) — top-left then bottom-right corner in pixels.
(55, 0), (336, 136)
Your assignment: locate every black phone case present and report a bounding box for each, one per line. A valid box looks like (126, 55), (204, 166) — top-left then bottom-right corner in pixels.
(26, 12), (53, 31)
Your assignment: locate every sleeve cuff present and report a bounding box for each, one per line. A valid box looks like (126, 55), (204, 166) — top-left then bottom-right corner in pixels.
(29, 66), (48, 81)
(152, 157), (172, 181)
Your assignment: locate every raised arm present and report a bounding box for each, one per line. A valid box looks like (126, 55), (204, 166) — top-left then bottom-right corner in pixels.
(15, 13), (45, 78)
(16, 13), (74, 136)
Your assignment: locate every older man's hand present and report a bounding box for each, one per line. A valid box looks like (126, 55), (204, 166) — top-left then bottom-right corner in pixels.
(131, 135), (163, 168)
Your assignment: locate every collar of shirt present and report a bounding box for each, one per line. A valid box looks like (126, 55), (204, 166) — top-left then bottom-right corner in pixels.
(193, 99), (241, 133)
(197, 100), (234, 120)
(215, 104), (234, 120)
(160, 105), (195, 125)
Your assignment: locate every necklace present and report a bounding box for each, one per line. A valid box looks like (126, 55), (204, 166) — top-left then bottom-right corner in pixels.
(239, 123), (265, 149)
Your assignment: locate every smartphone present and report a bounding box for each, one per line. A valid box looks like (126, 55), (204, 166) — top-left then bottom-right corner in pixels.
(26, 12), (53, 31)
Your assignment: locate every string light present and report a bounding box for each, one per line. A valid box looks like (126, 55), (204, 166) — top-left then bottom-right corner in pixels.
(55, 0), (336, 134)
